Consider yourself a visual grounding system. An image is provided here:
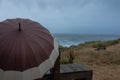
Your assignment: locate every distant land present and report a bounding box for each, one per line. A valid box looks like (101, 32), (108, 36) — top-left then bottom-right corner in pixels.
(53, 33), (120, 47)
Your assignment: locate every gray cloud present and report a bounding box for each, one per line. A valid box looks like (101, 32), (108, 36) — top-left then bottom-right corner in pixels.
(0, 0), (120, 34)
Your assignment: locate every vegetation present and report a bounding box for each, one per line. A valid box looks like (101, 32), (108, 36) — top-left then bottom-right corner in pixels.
(60, 38), (120, 65)
(60, 38), (120, 80)
(60, 50), (75, 64)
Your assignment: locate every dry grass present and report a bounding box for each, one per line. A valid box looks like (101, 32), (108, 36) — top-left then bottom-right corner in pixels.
(89, 65), (120, 80)
(60, 41), (120, 80)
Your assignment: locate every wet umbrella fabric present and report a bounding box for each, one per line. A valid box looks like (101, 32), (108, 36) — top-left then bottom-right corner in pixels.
(0, 18), (59, 80)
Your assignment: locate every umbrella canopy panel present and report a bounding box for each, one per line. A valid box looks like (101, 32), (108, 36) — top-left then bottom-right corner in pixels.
(0, 18), (58, 72)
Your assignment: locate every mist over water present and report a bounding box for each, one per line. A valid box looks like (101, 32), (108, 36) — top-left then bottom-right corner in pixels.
(54, 34), (120, 47)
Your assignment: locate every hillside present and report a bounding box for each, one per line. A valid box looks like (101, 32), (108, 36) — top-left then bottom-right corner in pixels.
(60, 39), (120, 80)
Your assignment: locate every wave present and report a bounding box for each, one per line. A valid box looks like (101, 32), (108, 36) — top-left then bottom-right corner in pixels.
(54, 34), (120, 47)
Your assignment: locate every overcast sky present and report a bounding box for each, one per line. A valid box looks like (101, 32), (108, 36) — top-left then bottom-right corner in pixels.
(0, 0), (120, 34)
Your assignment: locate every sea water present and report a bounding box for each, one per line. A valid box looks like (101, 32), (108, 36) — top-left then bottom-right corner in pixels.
(54, 34), (120, 47)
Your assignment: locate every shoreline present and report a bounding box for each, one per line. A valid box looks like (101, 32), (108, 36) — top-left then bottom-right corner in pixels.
(59, 38), (120, 48)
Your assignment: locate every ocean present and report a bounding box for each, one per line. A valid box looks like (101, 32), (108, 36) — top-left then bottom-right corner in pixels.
(53, 34), (120, 47)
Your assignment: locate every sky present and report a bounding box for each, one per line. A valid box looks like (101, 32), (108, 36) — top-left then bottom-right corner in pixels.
(0, 0), (120, 34)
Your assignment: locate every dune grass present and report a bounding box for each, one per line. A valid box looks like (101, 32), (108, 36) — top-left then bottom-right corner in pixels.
(60, 39), (120, 65)
(60, 38), (120, 80)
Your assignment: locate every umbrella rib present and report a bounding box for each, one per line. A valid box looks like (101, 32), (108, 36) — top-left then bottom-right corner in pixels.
(28, 37), (52, 56)
(3, 19), (16, 27)
(23, 37), (41, 67)
(26, 26), (51, 36)
(1, 36), (15, 70)
(26, 30), (54, 47)
(6, 35), (21, 71)
(25, 21), (49, 32)
(24, 30), (54, 52)
(25, 32), (51, 59)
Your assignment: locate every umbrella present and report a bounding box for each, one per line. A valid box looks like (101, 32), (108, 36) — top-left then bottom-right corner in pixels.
(0, 18), (59, 80)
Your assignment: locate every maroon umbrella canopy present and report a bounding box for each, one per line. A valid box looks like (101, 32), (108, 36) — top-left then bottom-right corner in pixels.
(0, 18), (59, 80)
